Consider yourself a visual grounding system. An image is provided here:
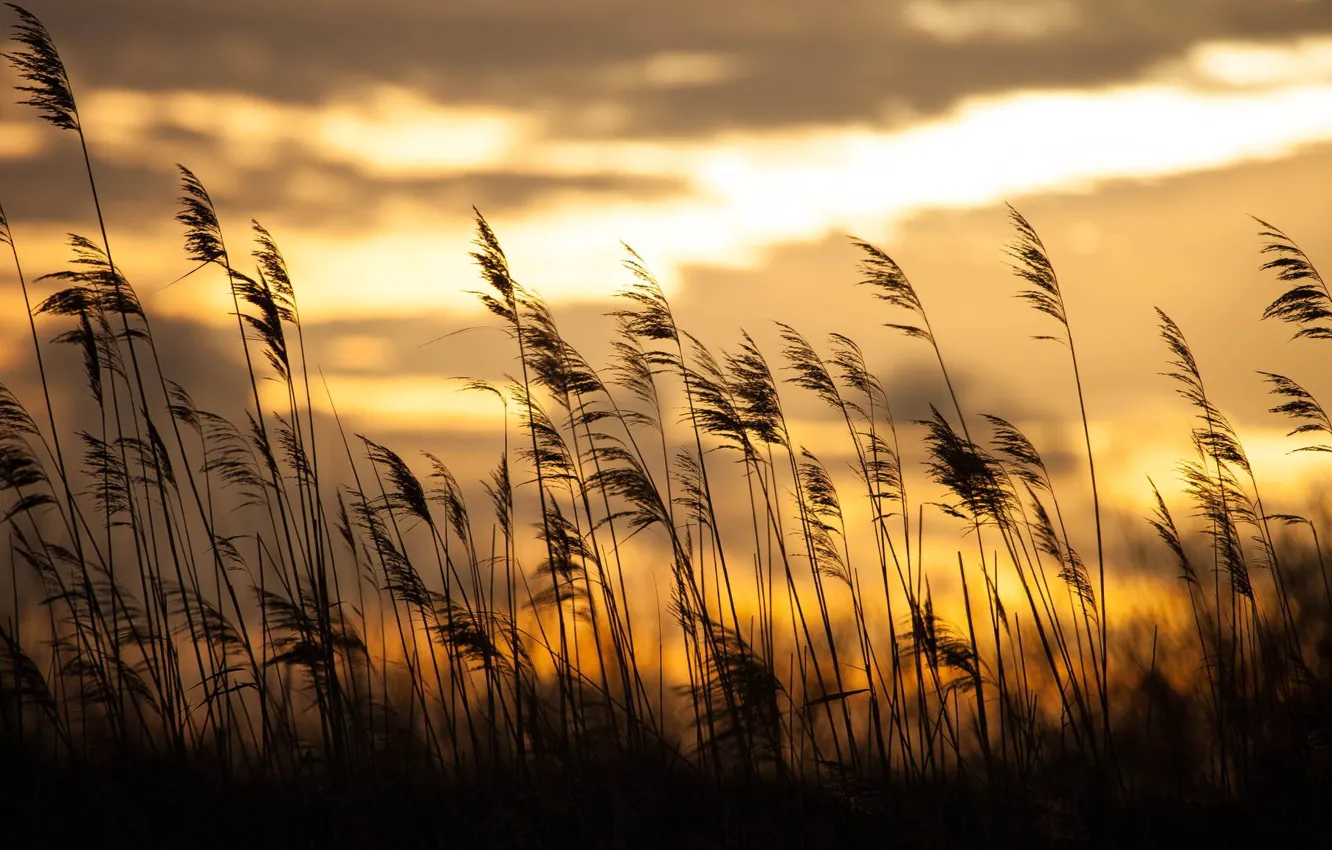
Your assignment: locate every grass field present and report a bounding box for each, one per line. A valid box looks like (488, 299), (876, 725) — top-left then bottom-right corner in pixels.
(1, 5), (1331, 847)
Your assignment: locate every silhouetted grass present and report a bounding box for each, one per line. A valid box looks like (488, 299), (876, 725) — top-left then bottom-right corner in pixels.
(1, 5), (1332, 848)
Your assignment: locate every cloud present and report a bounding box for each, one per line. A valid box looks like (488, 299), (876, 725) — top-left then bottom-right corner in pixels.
(10, 29), (1332, 333)
(901, 0), (1079, 43)
(19, 0), (1332, 139)
(79, 86), (533, 178)
(597, 51), (748, 91)
(220, 67), (1332, 319)
(3, 14), (1331, 381)
(0, 139), (685, 232)
(1179, 35), (1332, 88)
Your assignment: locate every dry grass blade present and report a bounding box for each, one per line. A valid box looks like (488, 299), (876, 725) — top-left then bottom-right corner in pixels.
(726, 332), (787, 449)
(777, 324), (840, 411)
(1029, 488), (1094, 611)
(252, 222), (296, 315)
(1179, 458), (1254, 599)
(797, 450), (849, 585)
(1006, 204), (1067, 331)
(1157, 308), (1251, 473)
(614, 244), (679, 344)
(2, 4), (78, 131)
(1259, 371), (1332, 452)
(1254, 217), (1332, 340)
(0, 201), (12, 248)
(898, 585), (981, 690)
(981, 413), (1048, 491)
(176, 165), (226, 266)
(918, 406), (1012, 527)
(470, 208), (520, 323)
(679, 611), (784, 764)
(850, 238), (933, 342)
(362, 437), (432, 527)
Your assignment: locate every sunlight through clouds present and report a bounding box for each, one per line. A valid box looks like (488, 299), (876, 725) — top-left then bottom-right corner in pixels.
(82, 86), (533, 177)
(216, 62), (1332, 321)
(901, 0), (1078, 43)
(1184, 35), (1332, 88)
(48, 33), (1332, 326)
(595, 50), (747, 91)
(0, 119), (42, 159)
(278, 373), (510, 431)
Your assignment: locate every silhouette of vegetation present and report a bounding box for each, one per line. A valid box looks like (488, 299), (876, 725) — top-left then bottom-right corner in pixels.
(0, 5), (1330, 847)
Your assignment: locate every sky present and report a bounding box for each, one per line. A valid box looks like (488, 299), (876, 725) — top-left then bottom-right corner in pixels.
(2, 0), (1332, 596)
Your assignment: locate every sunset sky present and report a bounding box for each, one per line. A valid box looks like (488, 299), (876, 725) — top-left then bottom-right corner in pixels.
(3, 0), (1332, 579)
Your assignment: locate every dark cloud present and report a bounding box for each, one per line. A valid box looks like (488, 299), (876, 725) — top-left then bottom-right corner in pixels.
(0, 149), (172, 235)
(9, 0), (1332, 141)
(16, 311), (253, 434)
(0, 144), (685, 237)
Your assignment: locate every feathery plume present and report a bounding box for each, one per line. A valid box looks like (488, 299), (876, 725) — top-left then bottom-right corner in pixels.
(176, 165), (225, 266)
(3, 5), (79, 131)
(851, 237), (932, 342)
(1259, 371), (1332, 453)
(1254, 217), (1331, 340)
(1006, 205), (1067, 332)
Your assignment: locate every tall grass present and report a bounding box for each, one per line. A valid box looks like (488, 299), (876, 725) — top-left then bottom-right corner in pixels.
(1, 6), (1331, 847)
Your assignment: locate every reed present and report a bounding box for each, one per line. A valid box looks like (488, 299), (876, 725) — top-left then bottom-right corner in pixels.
(0, 5), (1330, 847)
